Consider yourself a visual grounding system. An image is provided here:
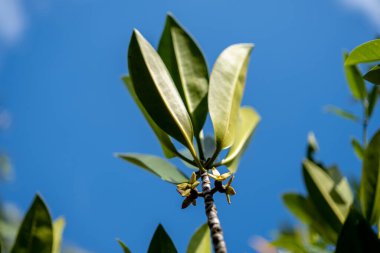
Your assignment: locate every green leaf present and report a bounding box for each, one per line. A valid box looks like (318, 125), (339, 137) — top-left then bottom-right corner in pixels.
(221, 107), (260, 173)
(148, 224), (177, 253)
(187, 223), (211, 253)
(271, 227), (308, 253)
(324, 105), (359, 122)
(364, 65), (380, 85)
(345, 39), (380, 65)
(335, 208), (380, 253)
(351, 138), (364, 160)
(117, 153), (188, 184)
(117, 239), (131, 253)
(367, 85), (378, 118)
(303, 160), (353, 233)
(201, 136), (216, 161)
(343, 52), (366, 100)
(11, 195), (53, 253)
(209, 44), (254, 151)
(360, 130), (380, 224)
(128, 30), (195, 154)
(158, 14), (209, 136)
(122, 76), (177, 159)
(52, 217), (65, 253)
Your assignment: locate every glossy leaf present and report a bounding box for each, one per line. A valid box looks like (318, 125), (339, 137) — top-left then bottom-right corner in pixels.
(148, 224), (177, 253)
(343, 52), (366, 100)
(325, 105), (359, 122)
(122, 76), (177, 158)
(128, 30), (195, 153)
(117, 153), (188, 184)
(360, 130), (380, 224)
(158, 14), (209, 136)
(222, 107), (260, 173)
(209, 44), (254, 151)
(364, 65), (380, 85)
(367, 85), (378, 118)
(345, 39), (380, 65)
(52, 217), (65, 253)
(117, 240), (131, 253)
(187, 223), (211, 253)
(335, 208), (380, 253)
(11, 195), (53, 253)
(351, 138), (364, 160)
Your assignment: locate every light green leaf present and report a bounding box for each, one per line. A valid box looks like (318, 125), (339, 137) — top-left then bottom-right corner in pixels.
(11, 195), (53, 253)
(209, 44), (254, 151)
(367, 85), (378, 118)
(148, 224), (177, 253)
(324, 105), (359, 122)
(117, 239), (131, 253)
(364, 65), (380, 85)
(158, 14), (209, 136)
(187, 223), (211, 253)
(221, 107), (260, 172)
(117, 153), (188, 184)
(344, 52), (366, 100)
(52, 217), (65, 253)
(360, 130), (380, 224)
(351, 138), (364, 160)
(345, 39), (380, 65)
(128, 30), (195, 154)
(122, 76), (177, 159)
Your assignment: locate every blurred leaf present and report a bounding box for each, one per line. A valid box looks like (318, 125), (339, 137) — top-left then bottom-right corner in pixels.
(0, 154), (12, 181)
(335, 208), (380, 253)
(187, 223), (211, 253)
(351, 138), (364, 160)
(52, 217), (65, 253)
(148, 224), (177, 253)
(222, 107), (260, 173)
(363, 65), (380, 85)
(128, 30), (195, 153)
(367, 85), (378, 118)
(271, 227), (308, 253)
(360, 130), (380, 224)
(117, 153), (188, 184)
(117, 240), (131, 253)
(343, 52), (366, 100)
(209, 44), (254, 151)
(345, 39), (380, 65)
(11, 195), (53, 253)
(158, 14), (209, 136)
(201, 136), (216, 161)
(324, 105), (359, 122)
(122, 76), (177, 159)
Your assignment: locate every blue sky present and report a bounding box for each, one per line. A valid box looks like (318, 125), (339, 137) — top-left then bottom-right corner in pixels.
(1, 0), (380, 252)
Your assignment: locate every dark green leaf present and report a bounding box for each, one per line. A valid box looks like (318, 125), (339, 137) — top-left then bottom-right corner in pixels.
(364, 65), (380, 85)
(209, 44), (254, 151)
(345, 39), (380, 65)
(335, 208), (380, 253)
(351, 138), (364, 160)
(117, 153), (188, 184)
(187, 223), (211, 253)
(11, 195), (53, 253)
(148, 224), (177, 253)
(343, 52), (366, 100)
(158, 14), (209, 136)
(324, 105), (359, 122)
(117, 239), (131, 253)
(128, 30), (195, 155)
(360, 130), (380, 224)
(367, 85), (378, 118)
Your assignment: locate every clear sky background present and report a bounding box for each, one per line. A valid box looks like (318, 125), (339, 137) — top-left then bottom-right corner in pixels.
(1, 0), (380, 252)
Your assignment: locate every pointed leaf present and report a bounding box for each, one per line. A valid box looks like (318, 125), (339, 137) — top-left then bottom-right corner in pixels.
(187, 223), (211, 253)
(11, 195), (53, 253)
(209, 44), (254, 151)
(343, 52), (366, 100)
(345, 39), (380, 65)
(221, 107), (260, 172)
(117, 153), (188, 184)
(351, 138), (364, 160)
(52, 217), (65, 253)
(158, 14), (209, 136)
(364, 65), (380, 85)
(148, 224), (177, 253)
(117, 240), (131, 253)
(324, 105), (359, 122)
(360, 130), (380, 224)
(128, 30), (195, 152)
(367, 85), (378, 118)
(122, 76), (177, 158)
